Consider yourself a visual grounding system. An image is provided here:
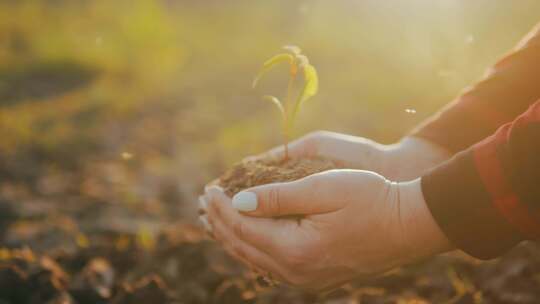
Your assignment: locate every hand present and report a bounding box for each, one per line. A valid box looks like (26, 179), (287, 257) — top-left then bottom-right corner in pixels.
(201, 170), (452, 291)
(248, 131), (452, 181)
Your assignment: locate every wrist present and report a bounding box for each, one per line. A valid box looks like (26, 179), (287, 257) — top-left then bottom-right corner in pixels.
(396, 178), (453, 262)
(380, 137), (452, 181)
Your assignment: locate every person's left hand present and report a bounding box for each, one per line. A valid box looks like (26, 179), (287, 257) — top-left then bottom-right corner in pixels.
(200, 170), (451, 292)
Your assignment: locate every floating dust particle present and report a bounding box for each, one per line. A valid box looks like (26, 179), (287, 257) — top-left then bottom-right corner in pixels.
(121, 152), (133, 160)
(405, 108), (417, 114)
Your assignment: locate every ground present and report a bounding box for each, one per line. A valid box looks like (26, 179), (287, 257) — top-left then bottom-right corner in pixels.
(1, 1), (540, 303)
(2, 181), (540, 303)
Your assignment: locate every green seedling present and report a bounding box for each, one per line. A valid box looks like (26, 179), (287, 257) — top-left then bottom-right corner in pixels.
(253, 45), (319, 161)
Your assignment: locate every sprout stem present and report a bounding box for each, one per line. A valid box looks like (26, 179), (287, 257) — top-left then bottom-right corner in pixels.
(254, 46), (317, 163)
(283, 62), (297, 161)
(283, 128), (289, 161)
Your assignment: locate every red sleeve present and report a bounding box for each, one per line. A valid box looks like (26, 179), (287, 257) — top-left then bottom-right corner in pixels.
(421, 100), (540, 259)
(411, 22), (540, 153)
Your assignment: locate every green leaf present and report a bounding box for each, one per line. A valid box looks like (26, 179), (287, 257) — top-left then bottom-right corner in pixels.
(290, 64), (318, 125)
(263, 95), (287, 124)
(252, 53), (294, 88)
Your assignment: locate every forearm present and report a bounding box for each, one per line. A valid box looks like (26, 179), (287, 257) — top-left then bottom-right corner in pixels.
(419, 100), (540, 259)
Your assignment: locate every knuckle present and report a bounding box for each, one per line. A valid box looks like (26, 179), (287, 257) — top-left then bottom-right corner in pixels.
(266, 187), (282, 216)
(232, 220), (245, 238)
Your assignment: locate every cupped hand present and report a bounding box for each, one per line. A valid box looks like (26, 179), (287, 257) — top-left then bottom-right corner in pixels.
(201, 170), (452, 291)
(247, 131), (451, 181)
(247, 131), (387, 171)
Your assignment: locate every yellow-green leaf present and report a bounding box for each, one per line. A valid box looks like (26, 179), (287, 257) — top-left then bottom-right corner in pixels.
(252, 53), (293, 88)
(290, 64), (318, 125)
(263, 95), (286, 123)
(302, 64), (318, 97)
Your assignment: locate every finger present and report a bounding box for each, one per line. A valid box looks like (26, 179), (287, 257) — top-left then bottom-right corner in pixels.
(208, 203), (286, 281)
(217, 226), (284, 282)
(204, 178), (221, 192)
(205, 186), (292, 258)
(198, 195), (208, 215)
(198, 214), (211, 231)
(230, 173), (342, 217)
(216, 232), (257, 271)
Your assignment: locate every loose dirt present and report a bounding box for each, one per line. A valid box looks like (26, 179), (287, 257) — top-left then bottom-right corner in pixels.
(219, 157), (339, 196)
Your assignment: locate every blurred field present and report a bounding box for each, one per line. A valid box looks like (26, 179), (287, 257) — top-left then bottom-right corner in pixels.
(1, 1), (540, 303)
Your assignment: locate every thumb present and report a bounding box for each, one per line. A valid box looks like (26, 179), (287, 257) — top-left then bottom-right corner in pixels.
(231, 175), (339, 217)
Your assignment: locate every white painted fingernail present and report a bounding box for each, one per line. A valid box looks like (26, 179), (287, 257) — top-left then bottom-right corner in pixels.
(198, 195), (208, 210)
(199, 215), (212, 232)
(232, 191), (258, 212)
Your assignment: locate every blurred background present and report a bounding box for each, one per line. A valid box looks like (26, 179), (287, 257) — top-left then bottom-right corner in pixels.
(1, 1), (540, 303)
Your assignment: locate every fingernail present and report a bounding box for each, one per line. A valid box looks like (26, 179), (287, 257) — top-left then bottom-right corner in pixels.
(199, 215), (212, 233)
(205, 183), (223, 192)
(232, 191), (258, 212)
(198, 195), (208, 210)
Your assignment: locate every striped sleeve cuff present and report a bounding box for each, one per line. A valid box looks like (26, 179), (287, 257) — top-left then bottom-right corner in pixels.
(421, 148), (523, 259)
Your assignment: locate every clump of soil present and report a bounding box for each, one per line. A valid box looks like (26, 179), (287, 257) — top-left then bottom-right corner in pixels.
(0, 248), (70, 304)
(219, 157), (339, 196)
(0, 247), (175, 304)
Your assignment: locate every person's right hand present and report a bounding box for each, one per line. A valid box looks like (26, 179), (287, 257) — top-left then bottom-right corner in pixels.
(202, 170), (452, 291)
(249, 131), (452, 181)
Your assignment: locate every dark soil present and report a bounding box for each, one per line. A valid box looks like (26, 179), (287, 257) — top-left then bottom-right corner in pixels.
(0, 60), (98, 106)
(2, 153), (540, 303)
(2, 228), (540, 303)
(3, 155), (540, 303)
